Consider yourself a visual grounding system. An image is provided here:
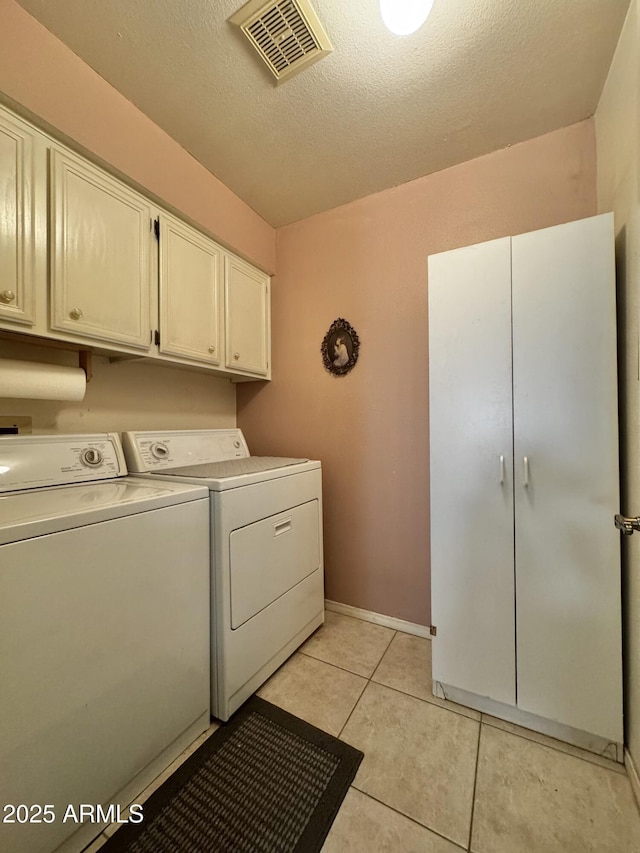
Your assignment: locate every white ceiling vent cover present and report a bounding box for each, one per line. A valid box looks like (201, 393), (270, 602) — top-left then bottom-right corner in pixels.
(230, 0), (333, 84)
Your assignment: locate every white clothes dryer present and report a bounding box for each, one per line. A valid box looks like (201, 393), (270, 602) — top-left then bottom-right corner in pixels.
(121, 429), (324, 721)
(0, 434), (210, 853)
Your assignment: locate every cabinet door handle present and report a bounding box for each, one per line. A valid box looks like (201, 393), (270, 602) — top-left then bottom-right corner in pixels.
(499, 455), (505, 485)
(0, 290), (16, 304)
(208, 346), (216, 354)
(614, 513), (640, 535)
(234, 352), (240, 360)
(523, 456), (529, 488)
(69, 307), (84, 320)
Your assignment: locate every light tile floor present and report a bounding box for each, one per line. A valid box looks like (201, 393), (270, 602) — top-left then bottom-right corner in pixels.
(262, 611), (640, 853)
(85, 610), (640, 852)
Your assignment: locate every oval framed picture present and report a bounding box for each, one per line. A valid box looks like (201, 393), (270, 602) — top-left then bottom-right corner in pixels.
(321, 318), (360, 376)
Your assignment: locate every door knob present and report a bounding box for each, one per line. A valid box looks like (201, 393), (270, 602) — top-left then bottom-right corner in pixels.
(0, 290), (16, 303)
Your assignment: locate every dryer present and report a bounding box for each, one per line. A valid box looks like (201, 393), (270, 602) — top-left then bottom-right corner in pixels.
(0, 434), (210, 853)
(121, 429), (324, 721)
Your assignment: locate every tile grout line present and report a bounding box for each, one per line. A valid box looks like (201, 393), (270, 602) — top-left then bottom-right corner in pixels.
(480, 714), (625, 774)
(349, 784), (468, 851)
(273, 627), (639, 847)
(336, 630), (397, 740)
(336, 677), (368, 740)
(466, 717), (482, 852)
(302, 643), (482, 725)
(370, 679), (481, 722)
(300, 614), (398, 681)
(298, 649), (379, 680)
(80, 831), (108, 853)
(369, 629), (397, 681)
(334, 629), (479, 847)
(333, 629), (470, 845)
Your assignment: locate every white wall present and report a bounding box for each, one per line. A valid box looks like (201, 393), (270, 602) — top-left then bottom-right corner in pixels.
(595, 0), (640, 790)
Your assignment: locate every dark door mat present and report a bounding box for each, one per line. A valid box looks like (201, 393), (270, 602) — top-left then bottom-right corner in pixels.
(101, 697), (364, 853)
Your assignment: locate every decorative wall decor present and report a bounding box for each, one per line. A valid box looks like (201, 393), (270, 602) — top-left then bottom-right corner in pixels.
(321, 318), (360, 376)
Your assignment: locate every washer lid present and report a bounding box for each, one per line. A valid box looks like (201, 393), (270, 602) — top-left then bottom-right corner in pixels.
(0, 477), (209, 545)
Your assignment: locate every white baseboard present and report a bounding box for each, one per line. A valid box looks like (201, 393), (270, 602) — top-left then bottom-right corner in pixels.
(626, 748), (640, 811)
(324, 599), (432, 639)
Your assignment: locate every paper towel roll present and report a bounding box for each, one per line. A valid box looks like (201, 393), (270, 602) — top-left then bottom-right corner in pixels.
(0, 359), (87, 401)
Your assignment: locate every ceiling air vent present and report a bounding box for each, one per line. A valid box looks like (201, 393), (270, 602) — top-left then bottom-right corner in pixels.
(230, 0), (333, 84)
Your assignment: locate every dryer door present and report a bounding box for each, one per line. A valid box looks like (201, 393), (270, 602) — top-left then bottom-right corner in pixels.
(229, 500), (321, 628)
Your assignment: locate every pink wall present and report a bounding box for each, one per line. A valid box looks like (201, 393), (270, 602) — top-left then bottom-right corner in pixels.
(0, 1), (275, 273)
(238, 120), (597, 626)
(0, 0), (597, 625)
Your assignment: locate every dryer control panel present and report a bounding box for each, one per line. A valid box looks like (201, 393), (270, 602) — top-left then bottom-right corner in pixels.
(121, 429), (250, 472)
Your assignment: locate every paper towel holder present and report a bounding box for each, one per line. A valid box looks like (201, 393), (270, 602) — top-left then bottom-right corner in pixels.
(0, 330), (92, 382)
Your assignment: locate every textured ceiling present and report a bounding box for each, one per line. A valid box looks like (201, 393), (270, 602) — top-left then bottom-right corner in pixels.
(15, 0), (630, 226)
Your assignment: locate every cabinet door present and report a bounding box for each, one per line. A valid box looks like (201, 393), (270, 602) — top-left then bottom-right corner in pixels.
(0, 110), (36, 326)
(158, 214), (221, 365)
(428, 237), (516, 706)
(224, 254), (270, 377)
(512, 214), (622, 742)
(50, 150), (153, 350)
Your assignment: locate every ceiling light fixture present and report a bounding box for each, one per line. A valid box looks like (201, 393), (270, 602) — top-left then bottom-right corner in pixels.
(380, 0), (434, 35)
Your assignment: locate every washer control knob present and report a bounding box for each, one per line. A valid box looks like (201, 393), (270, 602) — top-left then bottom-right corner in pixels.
(81, 447), (103, 467)
(150, 442), (169, 459)
(233, 440), (241, 449)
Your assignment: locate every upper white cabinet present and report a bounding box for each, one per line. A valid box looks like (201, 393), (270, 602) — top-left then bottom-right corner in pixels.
(0, 110), (37, 326)
(224, 254), (270, 377)
(428, 214), (622, 747)
(0, 103), (271, 379)
(158, 213), (221, 366)
(50, 149), (154, 350)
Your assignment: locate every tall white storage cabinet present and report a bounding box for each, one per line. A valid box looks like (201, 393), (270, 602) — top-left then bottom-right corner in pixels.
(428, 213), (622, 755)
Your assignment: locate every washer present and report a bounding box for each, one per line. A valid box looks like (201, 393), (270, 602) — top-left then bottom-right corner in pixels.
(0, 434), (210, 853)
(121, 429), (324, 721)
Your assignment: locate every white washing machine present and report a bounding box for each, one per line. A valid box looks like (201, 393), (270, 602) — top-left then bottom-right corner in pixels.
(0, 434), (210, 853)
(121, 429), (324, 721)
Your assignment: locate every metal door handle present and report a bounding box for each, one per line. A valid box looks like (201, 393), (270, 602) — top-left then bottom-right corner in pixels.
(614, 514), (640, 535)
(499, 455), (505, 485)
(523, 456), (529, 488)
